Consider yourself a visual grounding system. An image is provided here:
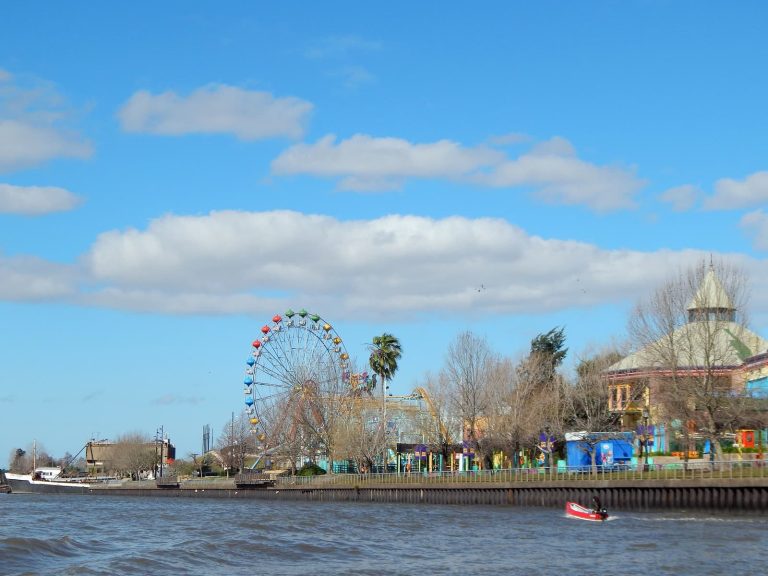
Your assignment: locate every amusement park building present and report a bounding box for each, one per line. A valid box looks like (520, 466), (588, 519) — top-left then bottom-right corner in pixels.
(603, 266), (768, 453)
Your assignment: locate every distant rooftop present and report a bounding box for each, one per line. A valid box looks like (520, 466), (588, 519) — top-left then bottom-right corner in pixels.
(607, 265), (767, 374)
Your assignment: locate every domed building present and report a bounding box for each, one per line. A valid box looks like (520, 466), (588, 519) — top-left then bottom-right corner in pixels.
(604, 265), (768, 457)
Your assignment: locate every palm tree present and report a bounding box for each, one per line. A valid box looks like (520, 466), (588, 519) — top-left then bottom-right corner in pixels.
(368, 333), (402, 471)
(368, 333), (402, 399)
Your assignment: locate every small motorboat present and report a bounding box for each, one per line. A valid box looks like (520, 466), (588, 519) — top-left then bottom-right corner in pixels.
(565, 501), (609, 521)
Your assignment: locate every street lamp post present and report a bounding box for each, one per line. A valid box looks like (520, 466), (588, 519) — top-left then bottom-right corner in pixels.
(642, 408), (650, 472)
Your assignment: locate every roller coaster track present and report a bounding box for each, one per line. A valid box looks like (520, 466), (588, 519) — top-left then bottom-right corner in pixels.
(412, 386), (453, 444)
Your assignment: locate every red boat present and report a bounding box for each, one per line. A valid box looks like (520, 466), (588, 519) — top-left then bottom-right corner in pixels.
(565, 501), (609, 521)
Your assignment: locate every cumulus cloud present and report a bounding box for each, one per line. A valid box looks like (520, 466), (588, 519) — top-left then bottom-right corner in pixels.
(0, 183), (83, 215)
(70, 209), (717, 318)
(272, 134), (643, 211)
(1, 209), (760, 319)
(118, 84), (313, 140)
(0, 70), (92, 172)
(659, 184), (701, 212)
(705, 171), (768, 210)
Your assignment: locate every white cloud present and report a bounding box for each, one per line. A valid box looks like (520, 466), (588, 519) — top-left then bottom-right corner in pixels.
(740, 210), (768, 251)
(71, 209), (716, 318)
(0, 71), (93, 172)
(0, 121), (92, 173)
(479, 137), (644, 212)
(528, 136), (576, 157)
(0, 253), (79, 301)
(659, 184), (701, 212)
(272, 134), (643, 210)
(0, 183), (83, 215)
(3, 209), (762, 319)
(272, 134), (505, 190)
(118, 84), (313, 140)
(705, 171), (768, 210)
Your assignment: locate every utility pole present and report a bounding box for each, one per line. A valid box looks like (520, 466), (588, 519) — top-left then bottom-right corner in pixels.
(382, 374), (388, 474)
(228, 411), (234, 478)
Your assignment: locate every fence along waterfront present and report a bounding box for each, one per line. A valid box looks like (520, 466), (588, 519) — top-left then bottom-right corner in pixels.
(272, 459), (768, 487)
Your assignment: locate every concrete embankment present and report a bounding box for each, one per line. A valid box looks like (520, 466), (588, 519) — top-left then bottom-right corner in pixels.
(88, 477), (768, 512)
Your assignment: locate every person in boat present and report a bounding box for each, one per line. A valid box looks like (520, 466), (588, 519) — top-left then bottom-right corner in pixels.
(592, 496), (608, 519)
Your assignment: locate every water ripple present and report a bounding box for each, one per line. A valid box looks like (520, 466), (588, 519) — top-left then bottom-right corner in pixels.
(1, 494), (767, 575)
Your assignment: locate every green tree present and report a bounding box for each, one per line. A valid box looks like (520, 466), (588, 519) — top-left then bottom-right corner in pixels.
(368, 333), (402, 398)
(530, 326), (568, 380)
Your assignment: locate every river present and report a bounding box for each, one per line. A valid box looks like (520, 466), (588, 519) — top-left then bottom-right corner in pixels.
(1, 494), (765, 575)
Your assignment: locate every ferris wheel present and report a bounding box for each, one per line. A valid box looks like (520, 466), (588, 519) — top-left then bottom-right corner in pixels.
(242, 309), (351, 451)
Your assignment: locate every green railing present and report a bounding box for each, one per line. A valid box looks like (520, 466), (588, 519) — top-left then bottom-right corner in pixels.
(273, 460), (768, 487)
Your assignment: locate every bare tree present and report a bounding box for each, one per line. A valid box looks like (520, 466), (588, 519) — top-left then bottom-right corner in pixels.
(444, 331), (493, 465)
(333, 397), (386, 473)
(568, 348), (624, 431)
(7, 442), (56, 473)
(217, 413), (256, 474)
(8, 448), (30, 473)
(291, 359), (352, 472)
(261, 396), (299, 473)
(112, 432), (156, 479)
(481, 356), (542, 468)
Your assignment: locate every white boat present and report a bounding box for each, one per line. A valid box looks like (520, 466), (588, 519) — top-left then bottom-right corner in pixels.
(3, 467), (92, 494)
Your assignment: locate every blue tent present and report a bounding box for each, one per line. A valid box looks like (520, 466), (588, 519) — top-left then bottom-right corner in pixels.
(565, 431), (634, 471)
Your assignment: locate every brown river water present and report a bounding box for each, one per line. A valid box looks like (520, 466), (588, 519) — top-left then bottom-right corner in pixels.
(1, 493), (766, 575)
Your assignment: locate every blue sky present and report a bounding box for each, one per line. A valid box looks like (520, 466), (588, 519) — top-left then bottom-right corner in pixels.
(2, 2), (768, 466)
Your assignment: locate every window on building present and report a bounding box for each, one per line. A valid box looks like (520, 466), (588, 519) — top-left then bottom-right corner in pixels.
(608, 384), (632, 412)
